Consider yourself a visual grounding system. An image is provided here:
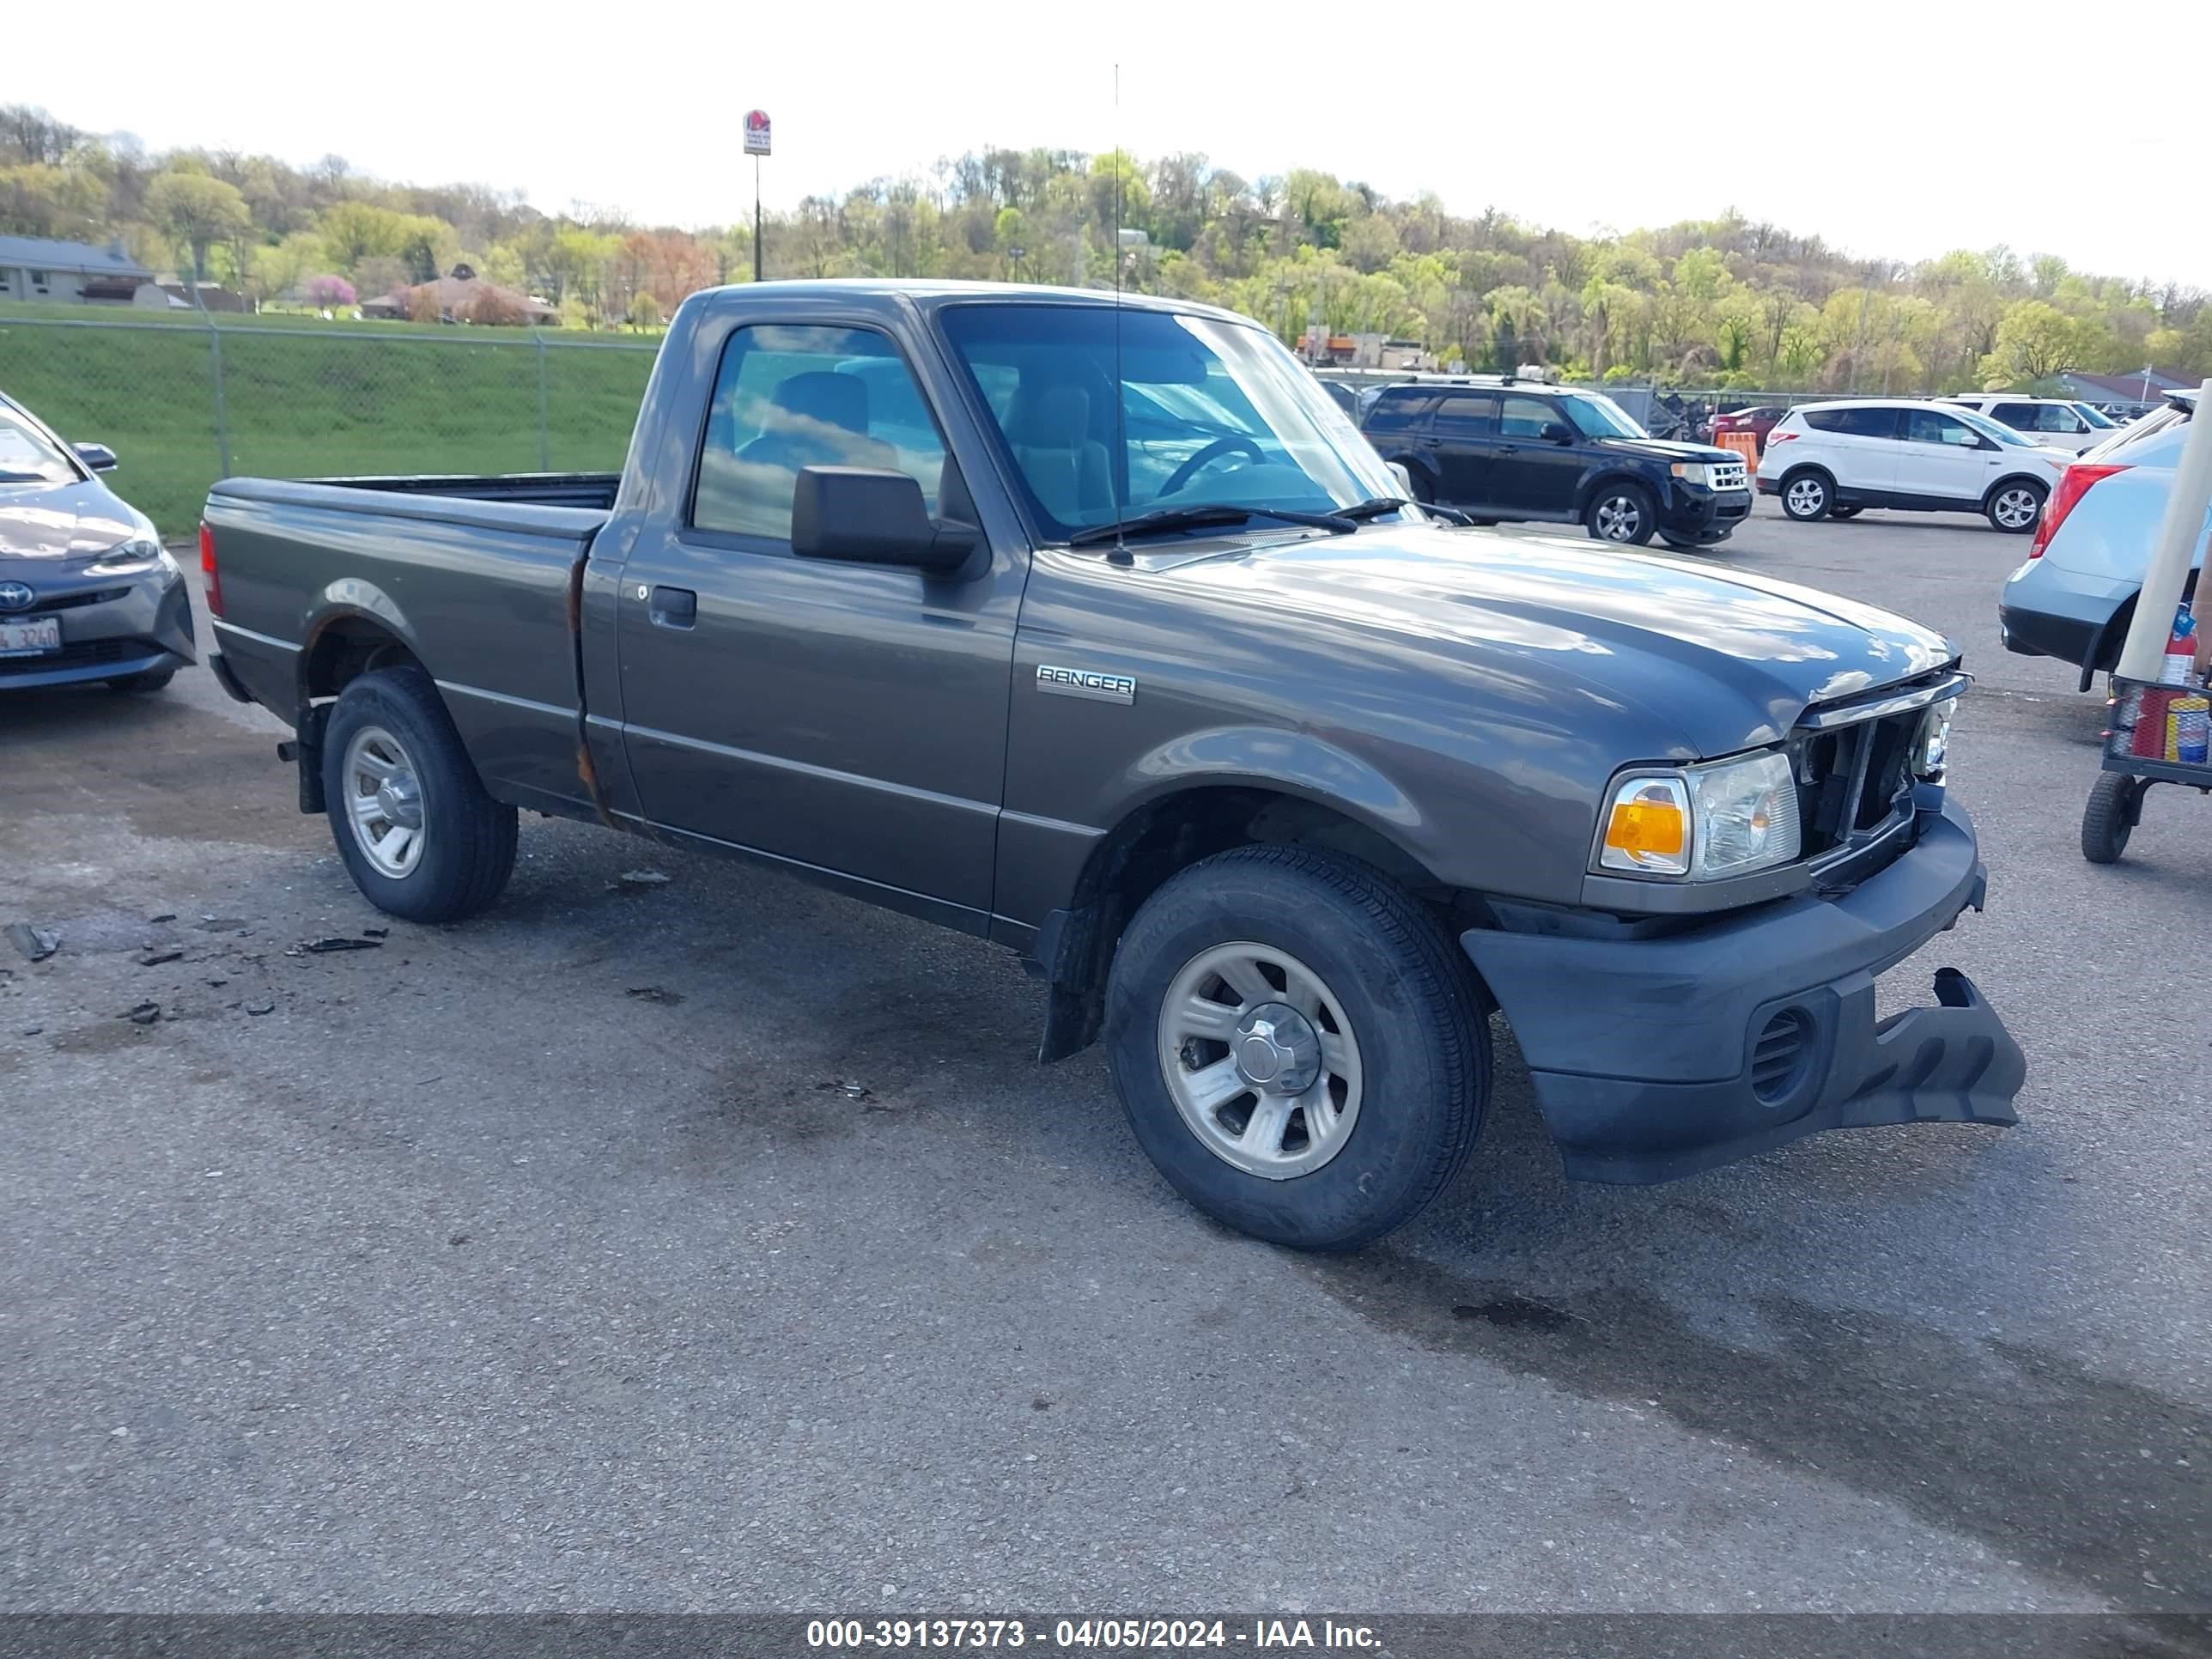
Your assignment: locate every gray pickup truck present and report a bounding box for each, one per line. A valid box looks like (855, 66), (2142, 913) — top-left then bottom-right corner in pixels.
(203, 281), (2026, 1249)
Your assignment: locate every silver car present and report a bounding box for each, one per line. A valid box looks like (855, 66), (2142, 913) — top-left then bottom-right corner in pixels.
(0, 392), (196, 693)
(1997, 390), (2199, 690)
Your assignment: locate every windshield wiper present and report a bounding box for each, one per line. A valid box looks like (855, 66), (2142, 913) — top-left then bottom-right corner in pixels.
(1334, 496), (1414, 521)
(1066, 503), (1358, 547)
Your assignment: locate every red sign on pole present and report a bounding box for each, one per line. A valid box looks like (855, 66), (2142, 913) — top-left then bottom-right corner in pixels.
(744, 110), (772, 157)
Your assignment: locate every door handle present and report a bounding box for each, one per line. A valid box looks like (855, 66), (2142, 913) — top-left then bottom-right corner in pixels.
(647, 586), (696, 629)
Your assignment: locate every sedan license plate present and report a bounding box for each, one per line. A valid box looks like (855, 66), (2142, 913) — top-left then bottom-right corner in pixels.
(0, 617), (61, 658)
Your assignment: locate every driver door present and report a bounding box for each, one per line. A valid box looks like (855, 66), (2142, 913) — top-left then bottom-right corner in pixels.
(1489, 394), (1583, 519)
(1896, 406), (1998, 507)
(612, 316), (1024, 921)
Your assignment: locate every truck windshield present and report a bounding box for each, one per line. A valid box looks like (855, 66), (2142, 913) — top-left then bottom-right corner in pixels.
(938, 303), (1401, 542)
(0, 403), (79, 486)
(1562, 393), (1647, 440)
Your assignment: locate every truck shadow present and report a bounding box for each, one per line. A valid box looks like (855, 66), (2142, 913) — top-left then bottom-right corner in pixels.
(1302, 1242), (2208, 1611)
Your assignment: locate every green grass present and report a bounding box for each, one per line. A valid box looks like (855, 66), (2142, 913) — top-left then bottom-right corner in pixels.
(0, 307), (659, 537)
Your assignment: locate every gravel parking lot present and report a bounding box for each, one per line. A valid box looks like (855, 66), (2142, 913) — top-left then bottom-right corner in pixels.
(3, 501), (2206, 1619)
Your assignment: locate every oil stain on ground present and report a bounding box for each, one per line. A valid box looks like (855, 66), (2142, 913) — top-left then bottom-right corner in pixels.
(1310, 1249), (2209, 1608)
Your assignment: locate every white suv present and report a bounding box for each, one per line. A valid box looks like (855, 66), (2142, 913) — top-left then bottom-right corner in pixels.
(1756, 399), (2073, 533)
(1943, 394), (2119, 454)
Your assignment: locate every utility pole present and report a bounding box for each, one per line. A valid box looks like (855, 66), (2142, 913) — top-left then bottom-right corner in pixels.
(744, 110), (772, 283)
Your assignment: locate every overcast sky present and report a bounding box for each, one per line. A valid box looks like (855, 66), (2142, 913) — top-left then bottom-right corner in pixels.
(9, 1), (2193, 286)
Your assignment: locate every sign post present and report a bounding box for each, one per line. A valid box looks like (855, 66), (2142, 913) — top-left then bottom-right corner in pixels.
(743, 110), (772, 283)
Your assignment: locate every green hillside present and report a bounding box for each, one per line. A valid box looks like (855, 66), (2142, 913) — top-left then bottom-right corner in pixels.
(0, 311), (655, 536)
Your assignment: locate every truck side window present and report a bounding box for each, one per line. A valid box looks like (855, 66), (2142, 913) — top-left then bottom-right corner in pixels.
(691, 324), (947, 542)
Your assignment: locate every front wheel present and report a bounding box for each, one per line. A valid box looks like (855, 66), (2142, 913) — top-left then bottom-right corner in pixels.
(321, 666), (518, 922)
(1987, 480), (2047, 534)
(1103, 845), (1488, 1251)
(1780, 471), (1832, 521)
(1585, 483), (1657, 545)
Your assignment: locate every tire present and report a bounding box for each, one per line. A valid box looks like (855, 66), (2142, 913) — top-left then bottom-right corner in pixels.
(1986, 478), (2047, 534)
(1103, 845), (1488, 1251)
(1585, 482), (1657, 545)
(1780, 470), (1832, 521)
(1827, 506), (1863, 520)
(1405, 468), (1435, 504)
(2080, 773), (2142, 865)
(319, 666), (518, 923)
(106, 664), (177, 693)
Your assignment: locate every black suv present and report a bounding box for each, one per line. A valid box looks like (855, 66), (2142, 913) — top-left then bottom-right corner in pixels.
(1360, 379), (1753, 548)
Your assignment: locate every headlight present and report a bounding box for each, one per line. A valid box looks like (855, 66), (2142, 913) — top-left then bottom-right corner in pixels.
(1915, 697), (1957, 781)
(1598, 750), (1802, 880)
(85, 537), (176, 579)
(1669, 461), (1711, 485)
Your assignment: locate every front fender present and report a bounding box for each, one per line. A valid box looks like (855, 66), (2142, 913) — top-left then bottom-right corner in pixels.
(1124, 725), (1424, 836)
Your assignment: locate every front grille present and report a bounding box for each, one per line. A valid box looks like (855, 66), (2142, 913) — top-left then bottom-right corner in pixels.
(1751, 1008), (1812, 1103)
(24, 586), (134, 617)
(0, 638), (138, 677)
(1708, 459), (1748, 491)
(1794, 708), (1922, 859)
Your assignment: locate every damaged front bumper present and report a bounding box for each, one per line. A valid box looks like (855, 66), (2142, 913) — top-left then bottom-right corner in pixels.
(1462, 798), (2027, 1184)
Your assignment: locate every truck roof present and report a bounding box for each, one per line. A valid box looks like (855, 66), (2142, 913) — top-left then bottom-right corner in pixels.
(685, 277), (1254, 327)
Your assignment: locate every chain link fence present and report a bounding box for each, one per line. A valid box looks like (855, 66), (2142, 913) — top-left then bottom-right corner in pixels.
(0, 314), (660, 538)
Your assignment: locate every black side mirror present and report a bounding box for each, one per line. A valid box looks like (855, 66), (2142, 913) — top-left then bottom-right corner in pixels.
(1540, 422), (1577, 445)
(791, 466), (978, 573)
(74, 442), (118, 472)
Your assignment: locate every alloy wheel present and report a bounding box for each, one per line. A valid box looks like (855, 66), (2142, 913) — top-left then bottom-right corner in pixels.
(1155, 941), (1364, 1180)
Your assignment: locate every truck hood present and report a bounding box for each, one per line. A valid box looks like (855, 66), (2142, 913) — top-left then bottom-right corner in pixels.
(0, 478), (143, 562)
(1166, 521), (1956, 757)
(1589, 435), (1740, 465)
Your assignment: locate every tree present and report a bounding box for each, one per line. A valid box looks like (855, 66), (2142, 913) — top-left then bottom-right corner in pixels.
(1980, 301), (2088, 386)
(317, 200), (410, 272)
(143, 170), (250, 285)
(305, 274), (356, 310)
(0, 104), (83, 167)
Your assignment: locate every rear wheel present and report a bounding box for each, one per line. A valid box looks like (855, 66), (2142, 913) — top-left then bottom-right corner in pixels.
(2081, 773), (2143, 864)
(320, 666), (518, 922)
(1103, 845), (1487, 1251)
(1987, 479), (2047, 533)
(1585, 483), (1657, 545)
(1781, 471), (1832, 521)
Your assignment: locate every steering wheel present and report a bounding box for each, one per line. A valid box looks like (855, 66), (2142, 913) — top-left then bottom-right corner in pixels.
(1160, 435), (1267, 497)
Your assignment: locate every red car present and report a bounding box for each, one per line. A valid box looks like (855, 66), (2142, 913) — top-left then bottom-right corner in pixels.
(1710, 405), (1786, 454)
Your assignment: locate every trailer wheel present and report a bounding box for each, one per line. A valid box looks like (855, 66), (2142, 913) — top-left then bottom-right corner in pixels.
(2081, 773), (2143, 865)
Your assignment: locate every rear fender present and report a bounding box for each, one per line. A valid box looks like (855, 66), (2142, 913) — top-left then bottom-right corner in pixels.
(295, 579), (424, 707)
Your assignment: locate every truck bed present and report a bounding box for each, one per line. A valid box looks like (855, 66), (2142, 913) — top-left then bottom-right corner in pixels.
(290, 472), (623, 513)
(203, 473), (611, 819)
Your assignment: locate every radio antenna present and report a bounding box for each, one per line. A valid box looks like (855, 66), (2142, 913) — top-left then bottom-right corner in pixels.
(1108, 62), (1132, 566)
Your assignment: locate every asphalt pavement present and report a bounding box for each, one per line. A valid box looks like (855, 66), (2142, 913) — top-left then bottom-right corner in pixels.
(2, 503), (2206, 1620)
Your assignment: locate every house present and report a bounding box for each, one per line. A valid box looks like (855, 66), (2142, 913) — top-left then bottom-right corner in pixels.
(0, 235), (154, 304)
(2055, 368), (2194, 408)
(131, 282), (249, 313)
(361, 264), (557, 325)
(1295, 331), (1433, 371)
